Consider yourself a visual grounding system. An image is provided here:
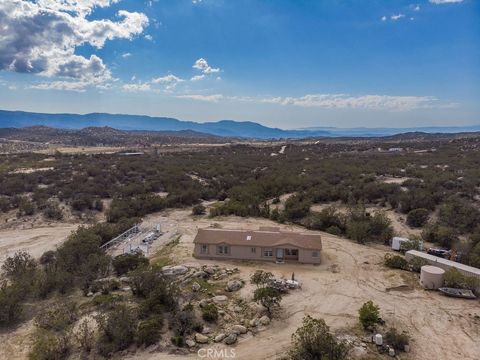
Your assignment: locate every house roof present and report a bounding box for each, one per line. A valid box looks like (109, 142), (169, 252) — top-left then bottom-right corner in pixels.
(193, 228), (322, 250)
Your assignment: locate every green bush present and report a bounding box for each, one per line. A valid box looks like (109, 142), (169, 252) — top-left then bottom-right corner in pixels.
(289, 315), (349, 360)
(202, 303), (219, 322)
(28, 331), (70, 360)
(384, 254), (408, 270)
(97, 305), (138, 356)
(385, 328), (409, 351)
(35, 302), (77, 332)
(444, 268), (479, 292)
(112, 252), (149, 276)
(171, 335), (185, 347)
(408, 257), (429, 273)
(358, 301), (380, 330)
(137, 315), (163, 346)
(406, 208), (429, 228)
(0, 282), (24, 327)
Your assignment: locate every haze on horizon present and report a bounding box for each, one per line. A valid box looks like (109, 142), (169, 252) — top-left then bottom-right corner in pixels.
(0, 0), (479, 129)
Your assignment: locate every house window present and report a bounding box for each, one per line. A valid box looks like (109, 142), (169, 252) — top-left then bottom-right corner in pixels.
(285, 249), (298, 256)
(200, 244), (208, 254)
(217, 245), (229, 255)
(312, 251), (319, 257)
(251, 247), (256, 253)
(263, 248), (273, 257)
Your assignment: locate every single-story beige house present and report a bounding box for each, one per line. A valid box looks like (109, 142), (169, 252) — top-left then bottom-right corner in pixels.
(193, 227), (322, 264)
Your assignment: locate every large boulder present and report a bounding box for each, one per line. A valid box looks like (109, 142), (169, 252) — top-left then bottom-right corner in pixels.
(223, 333), (237, 345)
(259, 315), (270, 325)
(199, 299), (211, 308)
(225, 280), (243, 292)
(204, 266), (216, 275)
(195, 333), (209, 344)
(162, 265), (188, 276)
(212, 295), (228, 305)
(230, 325), (247, 335)
(185, 339), (196, 348)
(249, 318), (259, 327)
(194, 271), (209, 279)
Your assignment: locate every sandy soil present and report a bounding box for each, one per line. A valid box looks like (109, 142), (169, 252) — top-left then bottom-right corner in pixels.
(1, 208), (478, 360)
(0, 224), (79, 265)
(129, 208), (480, 360)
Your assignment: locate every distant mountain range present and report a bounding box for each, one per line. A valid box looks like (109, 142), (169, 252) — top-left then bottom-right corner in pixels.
(0, 109), (479, 139)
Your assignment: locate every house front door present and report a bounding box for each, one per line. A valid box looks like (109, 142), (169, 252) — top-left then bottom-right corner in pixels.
(276, 248), (284, 260)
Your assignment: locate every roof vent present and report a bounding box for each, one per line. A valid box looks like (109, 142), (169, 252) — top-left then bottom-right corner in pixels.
(246, 235), (252, 241)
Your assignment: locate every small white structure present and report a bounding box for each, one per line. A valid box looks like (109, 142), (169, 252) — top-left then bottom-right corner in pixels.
(420, 265), (445, 289)
(124, 244), (148, 255)
(375, 334), (383, 346)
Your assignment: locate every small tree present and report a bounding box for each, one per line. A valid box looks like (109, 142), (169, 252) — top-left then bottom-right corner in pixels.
(289, 315), (349, 360)
(384, 254), (408, 270)
(112, 252), (149, 276)
(253, 287), (282, 316)
(75, 318), (96, 353)
(358, 301), (380, 330)
(250, 270), (274, 288)
(2, 251), (37, 280)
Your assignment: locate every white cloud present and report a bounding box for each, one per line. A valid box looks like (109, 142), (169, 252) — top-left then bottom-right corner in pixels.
(391, 14), (405, 21)
(190, 74), (205, 81)
(121, 53), (132, 58)
(429, 0), (463, 4)
(151, 74), (184, 84)
(259, 94), (446, 111)
(414, 5), (421, 11)
(177, 94), (224, 102)
(381, 16), (387, 21)
(0, 0), (148, 86)
(30, 80), (90, 92)
(144, 34), (153, 41)
(122, 82), (151, 92)
(193, 58), (220, 75)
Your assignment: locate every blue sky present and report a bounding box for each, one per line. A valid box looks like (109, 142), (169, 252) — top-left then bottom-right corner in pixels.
(0, 0), (478, 128)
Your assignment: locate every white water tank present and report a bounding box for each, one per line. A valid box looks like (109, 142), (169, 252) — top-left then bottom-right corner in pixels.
(420, 265), (445, 289)
(375, 334), (383, 346)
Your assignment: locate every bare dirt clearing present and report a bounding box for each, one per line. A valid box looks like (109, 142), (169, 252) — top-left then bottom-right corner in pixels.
(0, 224), (79, 265)
(130, 208), (480, 360)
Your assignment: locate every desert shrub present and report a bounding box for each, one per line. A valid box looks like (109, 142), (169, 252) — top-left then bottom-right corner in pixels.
(192, 204), (206, 215)
(422, 224), (458, 249)
(137, 315), (163, 346)
(408, 257), (429, 273)
(171, 335), (184, 347)
(112, 252), (149, 276)
(97, 305), (138, 356)
(406, 208), (429, 228)
(325, 225), (342, 236)
(289, 315), (349, 360)
(75, 318), (96, 353)
(250, 270), (274, 288)
(384, 254), (408, 270)
(35, 302), (77, 332)
(43, 201), (63, 220)
(0, 282), (24, 326)
(2, 251), (37, 280)
(385, 328), (409, 351)
(202, 303), (219, 322)
(253, 287), (282, 316)
(29, 331), (70, 360)
(283, 194), (311, 221)
(18, 198), (35, 216)
(443, 268), (479, 292)
(358, 301), (380, 330)
(171, 306), (200, 336)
